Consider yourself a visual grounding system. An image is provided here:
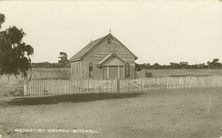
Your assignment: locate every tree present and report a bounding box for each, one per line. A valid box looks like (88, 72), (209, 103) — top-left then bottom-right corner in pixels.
(212, 58), (221, 68)
(58, 52), (68, 64)
(207, 58), (221, 69)
(212, 58), (219, 64)
(169, 62), (179, 69)
(153, 63), (160, 69)
(0, 14), (5, 29)
(0, 14), (34, 77)
(135, 63), (142, 71)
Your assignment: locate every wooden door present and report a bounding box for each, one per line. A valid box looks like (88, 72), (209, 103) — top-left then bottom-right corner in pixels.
(103, 66), (124, 79)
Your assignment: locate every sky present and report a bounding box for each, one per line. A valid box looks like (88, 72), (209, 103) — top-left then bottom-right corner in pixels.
(1, 0), (222, 65)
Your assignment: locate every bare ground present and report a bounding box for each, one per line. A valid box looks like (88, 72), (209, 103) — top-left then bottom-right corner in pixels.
(0, 88), (222, 138)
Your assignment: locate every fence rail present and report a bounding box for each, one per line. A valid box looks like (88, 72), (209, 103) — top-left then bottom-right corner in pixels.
(24, 76), (222, 96)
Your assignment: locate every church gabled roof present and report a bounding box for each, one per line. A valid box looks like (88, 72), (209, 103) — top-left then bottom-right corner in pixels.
(69, 33), (137, 62)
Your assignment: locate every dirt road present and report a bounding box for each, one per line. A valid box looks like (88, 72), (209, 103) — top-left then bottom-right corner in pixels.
(0, 88), (222, 138)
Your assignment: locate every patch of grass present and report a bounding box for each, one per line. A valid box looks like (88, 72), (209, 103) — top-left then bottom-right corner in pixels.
(8, 88), (23, 97)
(4, 93), (143, 106)
(0, 80), (23, 98)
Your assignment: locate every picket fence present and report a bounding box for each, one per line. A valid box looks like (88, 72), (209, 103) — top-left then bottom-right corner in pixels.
(24, 76), (222, 96)
(24, 79), (141, 96)
(142, 76), (222, 90)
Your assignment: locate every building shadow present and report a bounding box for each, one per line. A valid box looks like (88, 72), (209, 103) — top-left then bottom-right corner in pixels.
(4, 93), (143, 106)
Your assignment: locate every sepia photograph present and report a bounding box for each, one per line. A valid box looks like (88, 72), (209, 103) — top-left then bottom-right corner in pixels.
(0, 0), (222, 137)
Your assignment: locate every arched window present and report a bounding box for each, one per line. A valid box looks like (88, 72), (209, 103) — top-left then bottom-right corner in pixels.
(125, 62), (130, 77)
(89, 62), (93, 78)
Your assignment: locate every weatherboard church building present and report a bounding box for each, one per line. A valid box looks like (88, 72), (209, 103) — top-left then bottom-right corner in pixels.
(69, 32), (138, 80)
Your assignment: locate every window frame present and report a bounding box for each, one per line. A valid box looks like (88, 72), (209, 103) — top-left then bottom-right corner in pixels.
(108, 38), (112, 44)
(125, 62), (130, 77)
(89, 62), (93, 78)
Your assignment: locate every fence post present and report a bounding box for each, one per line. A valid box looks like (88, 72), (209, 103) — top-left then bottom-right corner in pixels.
(24, 80), (27, 96)
(141, 77), (143, 92)
(117, 78), (120, 93)
(98, 80), (101, 93)
(87, 79), (89, 93)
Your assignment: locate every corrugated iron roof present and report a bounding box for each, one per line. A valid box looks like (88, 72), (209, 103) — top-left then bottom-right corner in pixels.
(69, 34), (107, 62)
(69, 33), (138, 62)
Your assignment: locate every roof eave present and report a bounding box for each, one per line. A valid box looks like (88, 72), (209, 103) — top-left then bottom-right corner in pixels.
(69, 57), (83, 63)
(97, 54), (126, 67)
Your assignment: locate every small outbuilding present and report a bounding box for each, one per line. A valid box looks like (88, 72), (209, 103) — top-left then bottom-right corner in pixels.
(69, 32), (138, 80)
